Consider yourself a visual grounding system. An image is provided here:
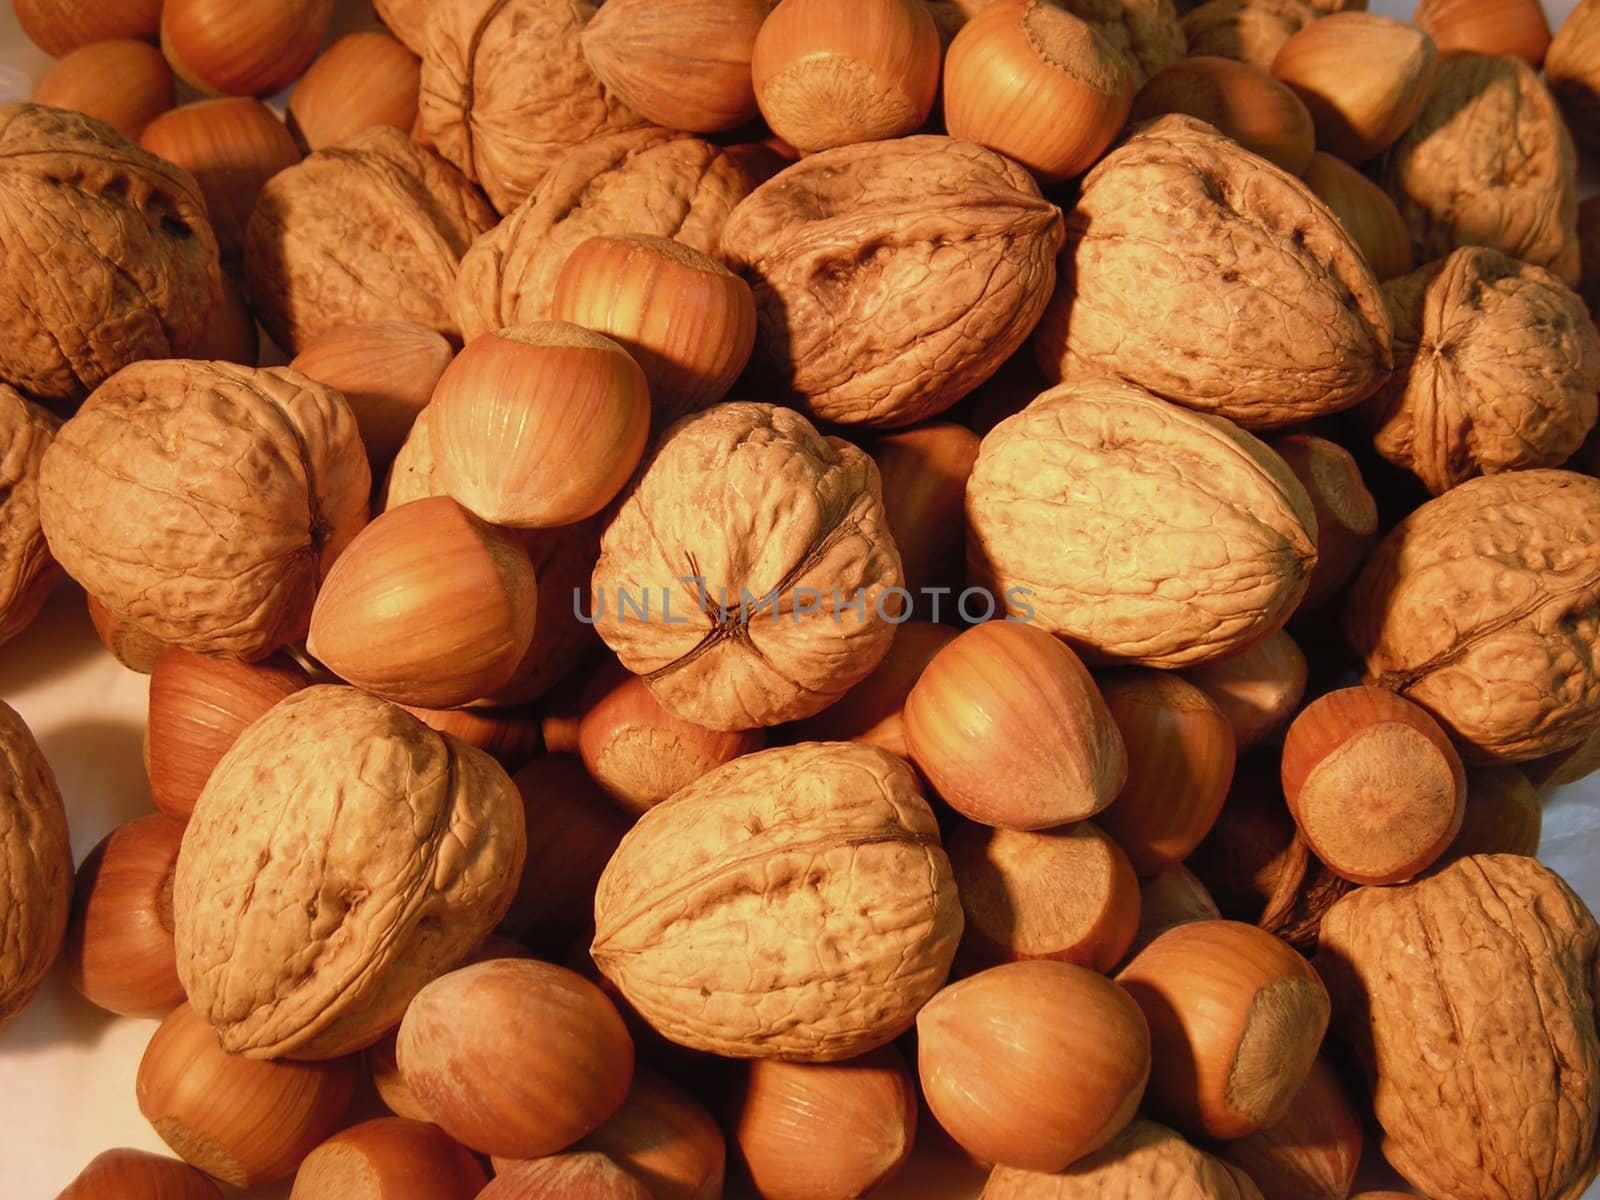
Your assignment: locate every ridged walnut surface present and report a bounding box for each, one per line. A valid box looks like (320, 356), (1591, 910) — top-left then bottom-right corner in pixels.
(0, 103), (221, 401)
(591, 403), (903, 731)
(0, 388), (59, 648)
(37, 360), (371, 663)
(980, 1119), (1264, 1198)
(591, 741), (962, 1061)
(966, 379), (1317, 667)
(719, 135), (1064, 429)
(173, 686), (527, 1060)
(1035, 115), (1392, 430)
(0, 700), (71, 1026)
(1345, 469), (1600, 763)
(455, 129), (752, 340)
(245, 127), (496, 355)
(1317, 855), (1600, 1200)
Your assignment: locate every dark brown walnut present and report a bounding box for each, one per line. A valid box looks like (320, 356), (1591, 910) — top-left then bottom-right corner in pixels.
(245, 126), (496, 355)
(591, 741), (962, 1061)
(720, 135), (1064, 429)
(981, 1119), (1264, 1198)
(1365, 247), (1600, 496)
(591, 403), (903, 731)
(455, 129), (752, 341)
(967, 378), (1317, 667)
(1346, 469), (1600, 763)
(1318, 854), (1600, 1200)
(0, 389), (59, 648)
(38, 360), (371, 663)
(0, 103), (221, 401)
(418, 0), (647, 214)
(0, 700), (72, 1026)
(173, 686), (527, 1060)
(1382, 54), (1580, 287)
(1546, 0), (1600, 154)
(1058, 0), (1188, 88)
(1181, 0), (1317, 70)
(1035, 115), (1392, 430)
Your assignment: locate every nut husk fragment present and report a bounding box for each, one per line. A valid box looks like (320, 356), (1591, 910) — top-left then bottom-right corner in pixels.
(0, 700), (72, 1025)
(591, 741), (963, 1062)
(0, 389), (59, 648)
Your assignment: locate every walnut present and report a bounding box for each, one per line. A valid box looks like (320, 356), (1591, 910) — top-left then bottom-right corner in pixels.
(0, 700), (72, 1026)
(244, 126), (497, 355)
(720, 135), (1065, 428)
(981, 1119), (1264, 1198)
(418, 0), (647, 214)
(173, 685), (527, 1060)
(0, 103), (221, 401)
(1345, 469), (1600, 763)
(0, 389), (60, 648)
(1180, 0), (1317, 69)
(1381, 54), (1581, 288)
(1034, 115), (1393, 430)
(591, 403), (903, 731)
(38, 360), (371, 663)
(1364, 247), (1600, 496)
(455, 129), (752, 341)
(591, 741), (962, 1061)
(1317, 855), (1600, 1200)
(1058, 0), (1187, 88)
(966, 378), (1318, 668)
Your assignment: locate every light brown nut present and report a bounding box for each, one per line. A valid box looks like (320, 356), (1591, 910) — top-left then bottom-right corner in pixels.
(720, 135), (1064, 429)
(244, 126), (496, 355)
(0, 103), (221, 401)
(1268, 433), (1378, 612)
(980, 1118), (1264, 1199)
(38, 361), (370, 664)
(1381, 53), (1581, 287)
(417, 0), (647, 214)
(1057, 0), (1187, 88)
(591, 403), (903, 731)
(373, 0), (429, 54)
(1129, 55), (1315, 176)
(1034, 115), (1393, 430)
(1546, 0), (1600, 153)
(1210, 1057), (1363, 1200)
(591, 741), (963, 1061)
(0, 389), (59, 649)
(1316, 854), (1600, 1200)
(455, 129), (753, 340)
(1365, 247), (1600, 496)
(1301, 150), (1414, 281)
(0, 700), (72, 1026)
(1344, 469), (1600, 763)
(1181, 0), (1316, 70)
(966, 378), (1317, 667)
(172, 685), (527, 1060)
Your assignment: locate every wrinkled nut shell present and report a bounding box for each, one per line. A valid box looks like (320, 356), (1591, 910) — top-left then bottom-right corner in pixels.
(0, 387), (60, 649)
(980, 1118), (1264, 1199)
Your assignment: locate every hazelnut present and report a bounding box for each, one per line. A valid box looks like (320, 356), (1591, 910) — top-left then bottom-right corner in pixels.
(287, 33), (421, 153)
(1414, 0), (1551, 66)
(14, 0), (161, 56)
(576, 1067), (727, 1200)
(481, 1154), (653, 1199)
(57, 1148), (221, 1200)
(31, 39), (175, 139)
(401, 703), (544, 773)
(1212, 1056), (1364, 1200)
(1131, 55), (1316, 176)
(1125, 864), (1222, 961)
(1268, 434), (1379, 612)
(1446, 764), (1543, 860)
(160, 0), (333, 97)
(86, 595), (168, 674)
(1180, 629), (1309, 754)
(1547, 0), (1600, 154)
(1302, 150), (1415, 280)
(288, 1117), (488, 1200)
(870, 423), (982, 599)
(190, 272), (261, 366)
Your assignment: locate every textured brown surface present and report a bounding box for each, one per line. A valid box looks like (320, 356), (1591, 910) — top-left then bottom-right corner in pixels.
(1035, 115), (1392, 429)
(38, 361), (370, 663)
(1317, 854), (1600, 1200)
(0, 103), (220, 401)
(980, 1119), (1265, 1198)
(0, 701), (71, 1026)
(1367, 246), (1600, 495)
(173, 686), (527, 1060)
(245, 126), (495, 354)
(1382, 53), (1581, 286)
(591, 403), (903, 731)
(455, 129), (751, 339)
(591, 741), (962, 1061)
(966, 378), (1317, 667)
(1059, 0), (1188, 87)
(720, 135), (1063, 428)
(0, 389), (58, 649)
(1345, 469), (1600, 763)
(1181, 0), (1317, 69)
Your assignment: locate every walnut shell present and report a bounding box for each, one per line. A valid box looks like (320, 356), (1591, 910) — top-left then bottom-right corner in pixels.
(591, 741), (962, 1061)
(1060, 0), (1188, 88)
(0, 103), (221, 401)
(1381, 53), (1581, 287)
(455, 128), (752, 341)
(244, 126), (497, 355)
(1181, 0), (1317, 70)
(0, 389), (60, 648)
(1317, 855), (1600, 1200)
(1345, 469), (1600, 763)
(981, 1118), (1264, 1198)
(720, 135), (1064, 428)
(591, 402), (903, 731)
(966, 378), (1317, 667)
(1366, 246), (1600, 495)
(173, 685), (527, 1060)
(0, 700), (72, 1025)
(1035, 114), (1393, 430)
(38, 360), (371, 663)
(418, 0), (647, 214)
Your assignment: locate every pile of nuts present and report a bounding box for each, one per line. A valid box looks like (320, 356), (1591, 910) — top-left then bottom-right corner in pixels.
(1, 0), (1599, 1196)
